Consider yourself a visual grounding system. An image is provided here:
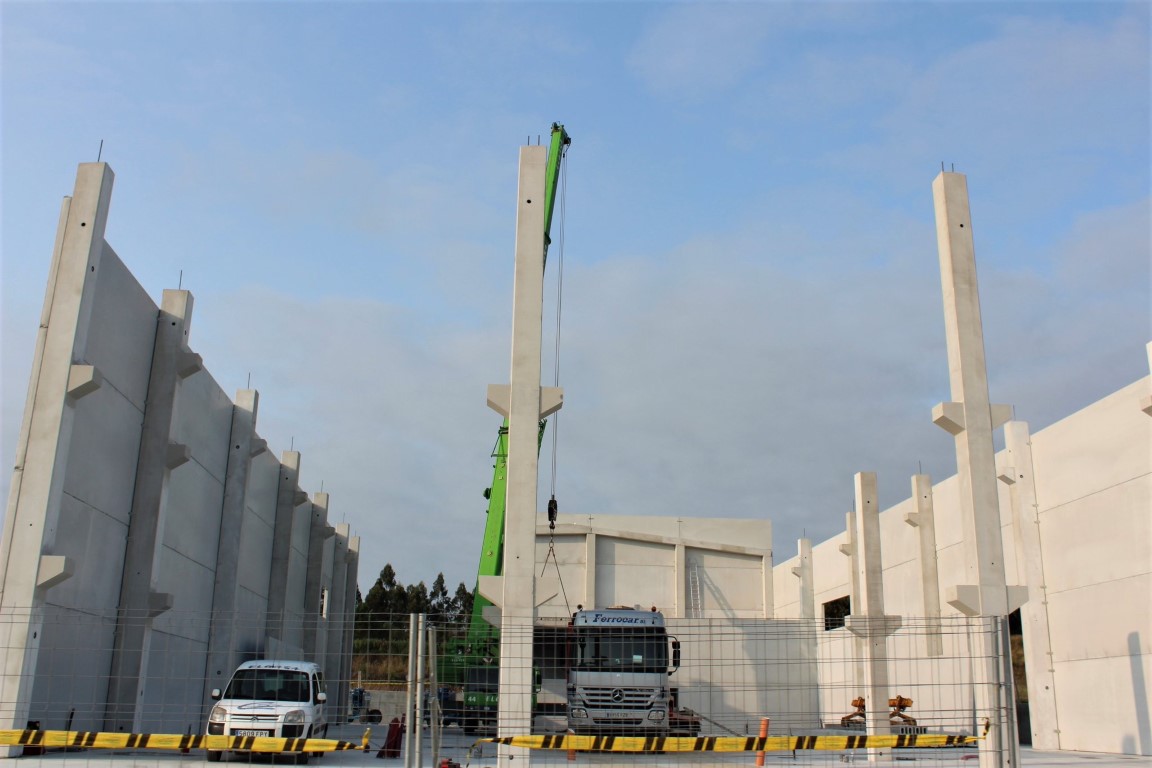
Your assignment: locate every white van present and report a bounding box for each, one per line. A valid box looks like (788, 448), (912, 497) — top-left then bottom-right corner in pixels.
(206, 660), (328, 763)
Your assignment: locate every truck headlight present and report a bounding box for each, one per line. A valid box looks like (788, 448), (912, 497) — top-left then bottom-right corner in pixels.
(570, 708), (587, 719)
(648, 711), (666, 722)
(283, 710), (305, 724)
(209, 706), (227, 723)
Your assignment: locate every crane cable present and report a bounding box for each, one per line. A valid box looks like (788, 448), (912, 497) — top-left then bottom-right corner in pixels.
(542, 140), (571, 616)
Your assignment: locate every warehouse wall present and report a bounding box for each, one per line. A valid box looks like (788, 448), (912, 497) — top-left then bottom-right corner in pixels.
(0, 163), (359, 736)
(773, 365), (1152, 756)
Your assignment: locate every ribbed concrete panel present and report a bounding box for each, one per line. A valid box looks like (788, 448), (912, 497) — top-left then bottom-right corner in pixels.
(0, 163), (355, 737)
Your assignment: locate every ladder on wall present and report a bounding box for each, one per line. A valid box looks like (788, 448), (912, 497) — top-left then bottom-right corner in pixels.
(688, 563), (703, 618)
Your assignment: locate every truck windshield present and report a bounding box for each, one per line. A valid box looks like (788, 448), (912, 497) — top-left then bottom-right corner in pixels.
(223, 670), (311, 703)
(574, 628), (668, 672)
(466, 666), (499, 693)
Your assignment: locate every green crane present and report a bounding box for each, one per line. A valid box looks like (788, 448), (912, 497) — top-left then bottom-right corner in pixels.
(442, 124), (570, 734)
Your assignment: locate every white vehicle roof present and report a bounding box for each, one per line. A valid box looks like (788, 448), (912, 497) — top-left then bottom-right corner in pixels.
(235, 660), (320, 673)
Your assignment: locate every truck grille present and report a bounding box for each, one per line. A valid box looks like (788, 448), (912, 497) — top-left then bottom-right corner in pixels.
(579, 687), (655, 709)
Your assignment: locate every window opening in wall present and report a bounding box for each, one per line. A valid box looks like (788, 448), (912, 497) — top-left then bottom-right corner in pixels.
(823, 595), (851, 630)
(320, 588), (329, 619)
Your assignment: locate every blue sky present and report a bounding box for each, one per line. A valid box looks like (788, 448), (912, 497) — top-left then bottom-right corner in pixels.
(2, 1), (1149, 595)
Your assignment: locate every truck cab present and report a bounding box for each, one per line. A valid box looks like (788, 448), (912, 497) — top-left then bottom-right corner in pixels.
(566, 607), (680, 735)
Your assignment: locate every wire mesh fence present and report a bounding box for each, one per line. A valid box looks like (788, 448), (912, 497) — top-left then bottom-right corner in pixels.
(0, 607), (1016, 766)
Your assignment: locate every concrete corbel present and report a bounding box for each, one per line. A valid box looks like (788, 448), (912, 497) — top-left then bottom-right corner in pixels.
(294, 490), (309, 506)
(66, 364), (103, 401)
(176, 350), (203, 379)
(540, 387), (564, 419)
(477, 575), (503, 607)
(37, 555), (74, 591)
(932, 402), (965, 435)
(148, 591), (174, 618)
(903, 512), (921, 527)
(990, 404), (1013, 430)
(249, 438), (268, 457)
(487, 384), (510, 418)
(487, 384), (564, 419)
(997, 466), (1017, 485)
(323, 524), (336, 540)
(166, 442), (190, 469)
(946, 584), (1030, 617)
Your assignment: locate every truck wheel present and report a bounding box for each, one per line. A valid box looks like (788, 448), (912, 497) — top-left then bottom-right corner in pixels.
(206, 750), (222, 762)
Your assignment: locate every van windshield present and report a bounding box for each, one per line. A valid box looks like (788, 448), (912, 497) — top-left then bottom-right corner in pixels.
(224, 669), (311, 703)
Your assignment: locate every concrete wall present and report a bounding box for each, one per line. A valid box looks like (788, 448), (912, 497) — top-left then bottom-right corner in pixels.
(530, 514), (772, 622)
(0, 163), (359, 736)
(773, 368), (1152, 756)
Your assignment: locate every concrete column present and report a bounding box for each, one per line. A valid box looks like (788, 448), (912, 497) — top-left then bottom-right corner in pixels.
(1141, 342), (1152, 416)
(904, 474), (943, 656)
(999, 422), (1060, 749)
(838, 511), (860, 610)
(204, 389), (261, 700)
(341, 535), (360, 701)
(845, 473), (901, 762)
(931, 171), (1024, 618)
(106, 288), (198, 733)
(304, 492), (335, 657)
(674, 544), (687, 618)
(932, 172), (1024, 768)
(790, 539), (814, 620)
(326, 524), (350, 707)
(488, 142), (564, 761)
(584, 532), (596, 610)
(267, 451), (306, 648)
(0, 163), (113, 737)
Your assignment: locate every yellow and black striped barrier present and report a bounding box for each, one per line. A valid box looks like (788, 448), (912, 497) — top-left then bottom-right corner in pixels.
(0, 728), (371, 753)
(478, 730), (984, 753)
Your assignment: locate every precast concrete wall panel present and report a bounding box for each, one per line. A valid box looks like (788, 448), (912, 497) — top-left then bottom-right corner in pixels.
(29, 608), (117, 731)
(141, 631), (207, 734)
(670, 618), (819, 734)
(82, 246), (157, 411)
(1, 163), (358, 736)
(594, 537), (673, 611)
(237, 451), (279, 599)
(685, 548), (763, 618)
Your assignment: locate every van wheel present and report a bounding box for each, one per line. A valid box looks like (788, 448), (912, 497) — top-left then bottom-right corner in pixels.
(294, 754), (310, 765)
(206, 750), (222, 762)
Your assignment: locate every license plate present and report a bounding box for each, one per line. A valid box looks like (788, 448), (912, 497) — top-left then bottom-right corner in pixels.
(603, 712), (633, 719)
(234, 729), (272, 737)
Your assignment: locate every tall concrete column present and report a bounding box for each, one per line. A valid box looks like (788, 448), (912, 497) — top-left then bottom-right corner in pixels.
(932, 172), (1025, 768)
(267, 451), (307, 650)
(326, 524), (350, 707)
(999, 422), (1060, 749)
(790, 539), (814, 620)
(931, 172), (1024, 618)
(487, 141), (564, 760)
(839, 511), (861, 611)
(1142, 342), (1152, 416)
(205, 389), (262, 700)
(341, 535), (360, 698)
(0, 163), (113, 738)
(304, 492), (335, 657)
(106, 288), (200, 733)
(845, 473), (901, 762)
(762, 549), (774, 619)
(904, 474), (943, 656)
(674, 543), (687, 618)
(584, 532), (596, 610)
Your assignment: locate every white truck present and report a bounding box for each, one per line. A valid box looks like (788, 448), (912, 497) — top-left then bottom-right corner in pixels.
(566, 607), (680, 735)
